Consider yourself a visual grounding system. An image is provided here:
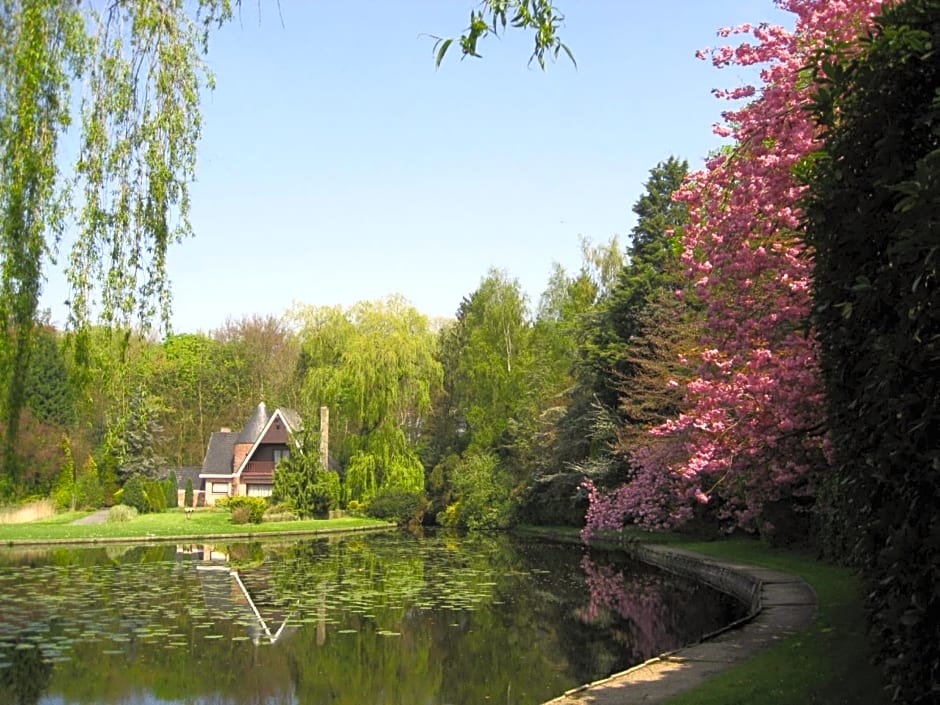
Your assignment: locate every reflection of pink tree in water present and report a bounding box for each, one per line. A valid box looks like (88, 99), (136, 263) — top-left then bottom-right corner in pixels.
(578, 555), (729, 662)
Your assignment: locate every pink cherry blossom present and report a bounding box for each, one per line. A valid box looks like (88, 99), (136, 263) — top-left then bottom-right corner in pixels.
(583, 0), (886, 539)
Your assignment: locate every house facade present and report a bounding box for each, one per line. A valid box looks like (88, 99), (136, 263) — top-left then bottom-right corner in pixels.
(199, 402), (302, 506)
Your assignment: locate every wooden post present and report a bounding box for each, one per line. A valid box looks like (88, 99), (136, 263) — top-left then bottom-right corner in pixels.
(319, 406), (329, 469)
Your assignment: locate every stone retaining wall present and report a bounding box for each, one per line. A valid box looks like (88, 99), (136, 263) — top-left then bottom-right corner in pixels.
(626, 543), (762, 622)
(541, 537), (817, 705)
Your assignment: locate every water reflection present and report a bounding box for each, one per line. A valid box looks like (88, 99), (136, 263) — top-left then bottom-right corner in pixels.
(0, 532), (745, 705)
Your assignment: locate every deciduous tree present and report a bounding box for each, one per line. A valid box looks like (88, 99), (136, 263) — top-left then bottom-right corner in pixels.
(585, 2), (884, 539)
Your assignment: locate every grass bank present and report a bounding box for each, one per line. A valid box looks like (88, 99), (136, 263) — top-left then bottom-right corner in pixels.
(0, 507), (392, 545)
(522, 526), (886, 705)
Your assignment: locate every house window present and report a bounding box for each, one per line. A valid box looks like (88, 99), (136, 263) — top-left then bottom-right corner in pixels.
(247, 484), (273, 498)
(210, 482), (229, 494)
(273, 449), (290, 464)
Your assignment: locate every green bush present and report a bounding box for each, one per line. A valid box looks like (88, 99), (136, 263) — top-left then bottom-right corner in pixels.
(184, 478), (194, 508)
(263, 503), (298, 522)
(107, 504), (138, 523)
(165, 470), (179, 508)
(226, 496), (266, 524)
(346, 499), (365, 515)
(122, 476), (149, 514)
(74, 457), (103, 510)
(231, 506), (251, 525)
(447, 452), (512, 530)
(365, 487), (427, 525)
(144, 480), (167, 513)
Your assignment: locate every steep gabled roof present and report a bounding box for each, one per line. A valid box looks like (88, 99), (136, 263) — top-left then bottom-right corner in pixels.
(237, 402), (270, 444)
(201, 431), (238, 476)
(233, 406), (302, 476)
(279, 407), (303, 434)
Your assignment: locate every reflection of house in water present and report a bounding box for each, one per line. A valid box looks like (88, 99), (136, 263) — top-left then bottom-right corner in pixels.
(176, 545), (298, 645)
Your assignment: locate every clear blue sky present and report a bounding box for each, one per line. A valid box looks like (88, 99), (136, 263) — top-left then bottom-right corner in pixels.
(43, 1), (792, 334)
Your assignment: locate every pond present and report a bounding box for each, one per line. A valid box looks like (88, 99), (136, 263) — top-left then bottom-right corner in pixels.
(0, 531), (746, 705)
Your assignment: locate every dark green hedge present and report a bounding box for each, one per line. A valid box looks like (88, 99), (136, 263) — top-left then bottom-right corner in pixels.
(804, 3), (940, 702)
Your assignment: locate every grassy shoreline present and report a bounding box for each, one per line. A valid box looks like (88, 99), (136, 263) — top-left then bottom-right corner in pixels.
(0, 507), (393, 545)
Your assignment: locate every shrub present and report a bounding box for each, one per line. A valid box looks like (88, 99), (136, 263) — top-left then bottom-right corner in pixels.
(263, 503), (298, 522)
(107, 504), (138, 523)
(226, 496), (266, 524)
(437, 502), (461, 528)
(346, 499), (365, 515)
(184, 478), (194, 508)
(231, 506), (251, 525)
(365, 487), (427, 525)
(165, 470), (179, 508)
(144, 480), (167, 513)
(52, 439), (76, 511)
(122, 476), (149, 514)
(448, 452), (512, 530)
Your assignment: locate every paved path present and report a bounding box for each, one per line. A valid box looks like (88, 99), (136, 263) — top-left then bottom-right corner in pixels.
(543, 546), (817, 705)
(70, 509), (110, 525)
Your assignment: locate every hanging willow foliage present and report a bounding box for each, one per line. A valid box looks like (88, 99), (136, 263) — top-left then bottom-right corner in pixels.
(0, 0), (231, 490)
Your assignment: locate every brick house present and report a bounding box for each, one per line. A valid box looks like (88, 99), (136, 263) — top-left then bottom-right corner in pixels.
(199, 402), (302, 506)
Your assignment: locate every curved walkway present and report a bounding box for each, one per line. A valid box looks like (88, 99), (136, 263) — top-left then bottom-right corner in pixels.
(69, 508), (110, 525)
(544, 544), (817, 705)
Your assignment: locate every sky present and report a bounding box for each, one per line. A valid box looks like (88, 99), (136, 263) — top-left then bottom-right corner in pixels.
(41, 1), (793, 335)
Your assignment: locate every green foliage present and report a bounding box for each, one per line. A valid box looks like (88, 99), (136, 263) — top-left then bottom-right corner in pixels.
(165, 470), (178, 509)
(25, 327), (77, 429)
(446, 452), (513, 530)
(74, 456), (103, 510)
(0, 0), (232, 493)
(120, 389), (164, 482)
(121, 475), (149, 514)
(262, 503), (298, 522)
(184, 478), (194, 508)
(344, 451), (378, 503)
(52, 438), (76, 511)
(272, 430), (340, 518)
(294, 297), (442, 491)
(365, 487), (428, 525)
(448, 269), (533, 454)
(434, 1), (573, 69)
(143, 480), (167, 513)
(803, 3), (940, 702)
(230, 505), (251, 524)
(583, 157), (690, 413)
(107, 504), (138, 523)
(225, 496), (266, 525)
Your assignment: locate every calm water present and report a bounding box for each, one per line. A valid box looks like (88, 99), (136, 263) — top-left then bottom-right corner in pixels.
(0, 531), (745, 705)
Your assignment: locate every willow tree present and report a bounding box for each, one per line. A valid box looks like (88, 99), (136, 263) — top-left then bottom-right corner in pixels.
(293, 296), (442, 502)
(0, 0), (230, 493)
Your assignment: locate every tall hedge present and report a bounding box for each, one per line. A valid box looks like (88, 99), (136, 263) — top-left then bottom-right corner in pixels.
(804, 2), (940, 701)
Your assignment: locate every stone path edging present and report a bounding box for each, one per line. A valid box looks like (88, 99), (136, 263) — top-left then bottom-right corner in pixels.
(543, 543), (818, 705)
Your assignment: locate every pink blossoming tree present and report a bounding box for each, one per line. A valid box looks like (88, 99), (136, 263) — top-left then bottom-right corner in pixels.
(584, 0), (887, 539)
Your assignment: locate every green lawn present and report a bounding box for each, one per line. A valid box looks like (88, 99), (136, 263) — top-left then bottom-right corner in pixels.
(0, 507), (392, 544)
(520, 526), (886, 705)
(663, 538), (885, 705)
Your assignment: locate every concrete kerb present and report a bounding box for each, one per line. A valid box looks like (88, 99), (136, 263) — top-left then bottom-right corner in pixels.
(542, 542), (818, 705)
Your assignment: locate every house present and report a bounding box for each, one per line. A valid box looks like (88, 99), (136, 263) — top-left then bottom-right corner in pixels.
(198, 402), (303, 506)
